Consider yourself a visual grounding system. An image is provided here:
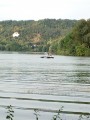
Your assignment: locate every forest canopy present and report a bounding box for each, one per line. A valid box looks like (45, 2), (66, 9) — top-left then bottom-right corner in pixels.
(52, 19), (90, 56)
(0, 19), (76, 52)
(0, 19), (90, 56)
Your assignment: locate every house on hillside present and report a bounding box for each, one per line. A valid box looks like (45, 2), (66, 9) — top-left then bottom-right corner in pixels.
(12, 32), (19, 37)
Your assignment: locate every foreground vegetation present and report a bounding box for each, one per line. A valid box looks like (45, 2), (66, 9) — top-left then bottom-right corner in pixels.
(6, 105), (90, 120)
(0, 19), (90, 56)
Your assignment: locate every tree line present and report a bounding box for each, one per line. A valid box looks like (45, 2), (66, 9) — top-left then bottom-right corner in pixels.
(0, 19), (77, 53)
(0, 19), (90, 56)
(50, 19), (90, 56)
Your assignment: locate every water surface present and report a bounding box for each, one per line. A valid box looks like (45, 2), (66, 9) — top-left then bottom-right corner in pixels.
(0, 52), (90, 120)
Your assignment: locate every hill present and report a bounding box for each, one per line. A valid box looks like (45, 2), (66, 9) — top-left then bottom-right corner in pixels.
(0, 19), (77, 52)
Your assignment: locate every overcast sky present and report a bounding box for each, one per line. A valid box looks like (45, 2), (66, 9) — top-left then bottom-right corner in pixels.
(0, 0), (90, 21)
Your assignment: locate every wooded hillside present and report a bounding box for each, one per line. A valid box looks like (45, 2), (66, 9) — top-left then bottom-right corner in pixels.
(0, 19), (89, 56)
(52, 19), (90, 56)
(0, 19), (77, 52)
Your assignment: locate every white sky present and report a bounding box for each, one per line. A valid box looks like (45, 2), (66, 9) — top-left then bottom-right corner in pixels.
(0, 0), (90, 21)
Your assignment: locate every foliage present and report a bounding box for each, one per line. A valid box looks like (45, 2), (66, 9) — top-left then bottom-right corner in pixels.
(0, 19), (77, 52)
(0, 19), (89, 56)
(34, 109), (40, 120)
(53, 19), (90, 56)
(6, 105), (14, 120)
(5, 105), (90, 120)
(52, 106), (64, 120)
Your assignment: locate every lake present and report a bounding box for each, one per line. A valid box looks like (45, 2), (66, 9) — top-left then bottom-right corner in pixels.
(0, 52), (90, 120)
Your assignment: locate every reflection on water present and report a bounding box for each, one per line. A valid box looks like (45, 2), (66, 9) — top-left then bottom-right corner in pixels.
(0, 52), (90, 120)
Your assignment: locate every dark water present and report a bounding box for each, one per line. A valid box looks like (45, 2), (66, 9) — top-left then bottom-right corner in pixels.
(0, 52), (90, 120)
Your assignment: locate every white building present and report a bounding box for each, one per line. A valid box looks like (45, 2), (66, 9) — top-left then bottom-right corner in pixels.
(12, 32), (19, 37)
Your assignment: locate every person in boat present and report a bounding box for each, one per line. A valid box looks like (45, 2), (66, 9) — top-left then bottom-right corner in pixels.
(48, 52), (52, 57)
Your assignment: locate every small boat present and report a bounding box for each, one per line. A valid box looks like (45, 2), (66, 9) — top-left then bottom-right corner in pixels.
(40, 56), (46, 58)
(41, 56), (54, 58)
(46, 56), (54, 58)
(40, 52), (54, 58)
